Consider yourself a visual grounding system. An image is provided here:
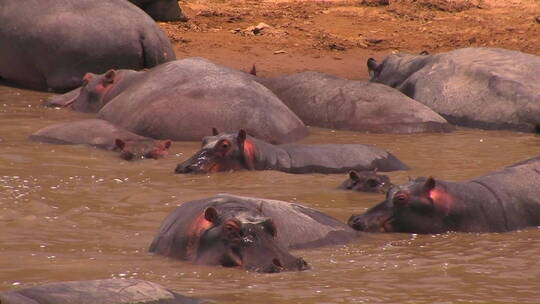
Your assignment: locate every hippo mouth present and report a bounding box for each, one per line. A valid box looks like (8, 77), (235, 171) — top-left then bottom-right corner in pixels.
(381, 216), (395, 232)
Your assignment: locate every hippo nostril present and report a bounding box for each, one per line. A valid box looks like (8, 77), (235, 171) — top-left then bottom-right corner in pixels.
(348, 215), (366, 231)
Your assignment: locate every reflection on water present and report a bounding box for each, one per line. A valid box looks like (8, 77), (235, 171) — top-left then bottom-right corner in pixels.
(1, 85), (539, 303)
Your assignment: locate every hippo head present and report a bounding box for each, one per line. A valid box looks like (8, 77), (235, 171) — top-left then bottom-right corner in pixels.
(348, 177), (456, 234)
(175, 129), (255, 174)
(367, 51), (431, 88)
(339, 170), (392, 193)
(193, 207), (309, 273)
(45, 70), (119, 112)
(114, 139), (172, 161)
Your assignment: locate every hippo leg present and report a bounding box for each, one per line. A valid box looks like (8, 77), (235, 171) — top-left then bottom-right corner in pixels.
(144, 0), (188, 22)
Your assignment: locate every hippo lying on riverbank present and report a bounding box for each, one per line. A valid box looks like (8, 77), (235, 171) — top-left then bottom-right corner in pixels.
(129, 0), (188, 21)
(0, 0), (174, 91)
(256, 71), (452, 133)
(175, 129), (408, 174)
(29, 119), (171, 160)
(368, 47), (540, 133)
(0, 279), (206, 304)
(149, 194), (357, 272)
(338, 170), (393, 193)
(46, 58), (307, 144)
(348, 156), (540, 233)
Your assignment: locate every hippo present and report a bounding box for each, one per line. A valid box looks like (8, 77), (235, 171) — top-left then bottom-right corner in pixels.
(45, 69), (147, 112)
(128, 0), (188, 21)
(175, 129), (408, 174)
(348, 156), (540, 233)
(29, 119), (171, 160)
(0, 279), (206, 304)
(255, 71), (452, 133)
(0, 0), (175, 91)
(367, 47), (540, 133)
(87, 58), (306, 143)
(149, 194), (358, 272)
(338, 170), (393, 193)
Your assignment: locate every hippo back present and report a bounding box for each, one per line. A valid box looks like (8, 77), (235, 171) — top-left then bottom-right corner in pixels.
(258, 72), (452, 134)
(374, 48), (540, 132)
(98, 58), (308, 144)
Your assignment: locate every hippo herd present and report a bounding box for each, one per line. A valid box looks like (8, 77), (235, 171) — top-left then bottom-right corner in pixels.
(1, 0), (540, 302)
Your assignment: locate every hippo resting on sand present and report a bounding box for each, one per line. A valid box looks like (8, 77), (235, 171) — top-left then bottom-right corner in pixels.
(0, 0), (175, 91)
(149, 194), (358, 272)
(256, 72), (452, 133)
(338, 170), (393, 193)
(368, 47), (540, 133)
(348, 155), (540, 233)
(29, 119), (171, 160)
(175, 129), (408, 174)
(0, 279), (206, 304)
(128, 0), (188, 21)
(46, 58), (308, 144)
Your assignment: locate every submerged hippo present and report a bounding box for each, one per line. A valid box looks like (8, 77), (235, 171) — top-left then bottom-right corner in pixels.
(46, 58), (308, 144)
(256, 71), (452, 133)
(0, 279), (206, 304)
(0, 0), (175, 91)
(29, 119), (171, 160)
(149, 194), (358, 272)
(175, 129), (408, 174)
(338, 170), (393, 193)
(348, 156), (540, 233)
(368, 47), (540, 133)
(128, 0), (188, 21)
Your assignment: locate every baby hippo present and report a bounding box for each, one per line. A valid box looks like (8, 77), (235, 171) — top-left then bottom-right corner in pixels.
(30, 119), (171, 160)
(338, 170), (393, 193)
(175, 129), (408, 174)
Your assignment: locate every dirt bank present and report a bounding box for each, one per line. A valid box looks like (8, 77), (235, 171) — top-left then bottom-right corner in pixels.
(160, 0), (540, 80)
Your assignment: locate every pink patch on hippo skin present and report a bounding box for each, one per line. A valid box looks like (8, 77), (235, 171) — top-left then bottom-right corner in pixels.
(429, 188), (453, 214)
(243, 139), (256, 170)
(185, 212), (214, 258)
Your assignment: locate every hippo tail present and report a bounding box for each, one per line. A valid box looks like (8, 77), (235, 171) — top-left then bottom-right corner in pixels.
(139, 33), (176, 69)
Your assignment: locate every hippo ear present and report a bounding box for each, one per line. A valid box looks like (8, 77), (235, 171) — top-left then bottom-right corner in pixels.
(115, 139), (125, 150)
(212, 128), (219, 136)
(261, 218), (277, 238)
(204, 207), (219, 223)
(237, 129), (247, 144)
(423, 177), (436, 195)
(367, 58), (380, 78)
(82, 73), (93, 85)
(103, 70), (116, 84)
(349, 170), (360, 182)
(160, 140), (172, 150)
(249, 64), (257, 76)
(419, 50), (429, 55)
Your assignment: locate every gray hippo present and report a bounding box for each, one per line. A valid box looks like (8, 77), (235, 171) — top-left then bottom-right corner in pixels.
(368, 47), (540, 133)
(47, 58), (307, 144)
(149, 194), (358, 272)
(128, 0), (188, 21)
(256, 71), (452, 133)
(0, 279), (206, 304)
(0, 0), (175, 91)
(175, 129), (408, 174)
(338, 170), (393, 193)
(348, 156), (540, 233)
(29, 119), (171, 160)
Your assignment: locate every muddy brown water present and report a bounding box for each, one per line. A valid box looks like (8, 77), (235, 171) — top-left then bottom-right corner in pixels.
(1, 84), (539, 304)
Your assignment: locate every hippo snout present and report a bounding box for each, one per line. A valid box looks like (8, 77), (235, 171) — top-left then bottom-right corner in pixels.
(175, 163), (193, 173)
(348, 214), (367, 231)
(297, 257), (310, 271)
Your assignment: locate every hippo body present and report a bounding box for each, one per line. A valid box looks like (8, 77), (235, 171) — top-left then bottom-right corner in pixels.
(256, 72), (452, 133)
(338, 170), (393, 193)
(0, 279), (205, 304)
(175, 129), (408, 174)
(29, 119), (171, 160)
(149, 194), (357, 272)
(348, 156), (540, 233)
(368, 47), (540, 133)
(128, 0), (188, 21)
(0, 0), (175, 91)
(93, 58), (307, 143)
